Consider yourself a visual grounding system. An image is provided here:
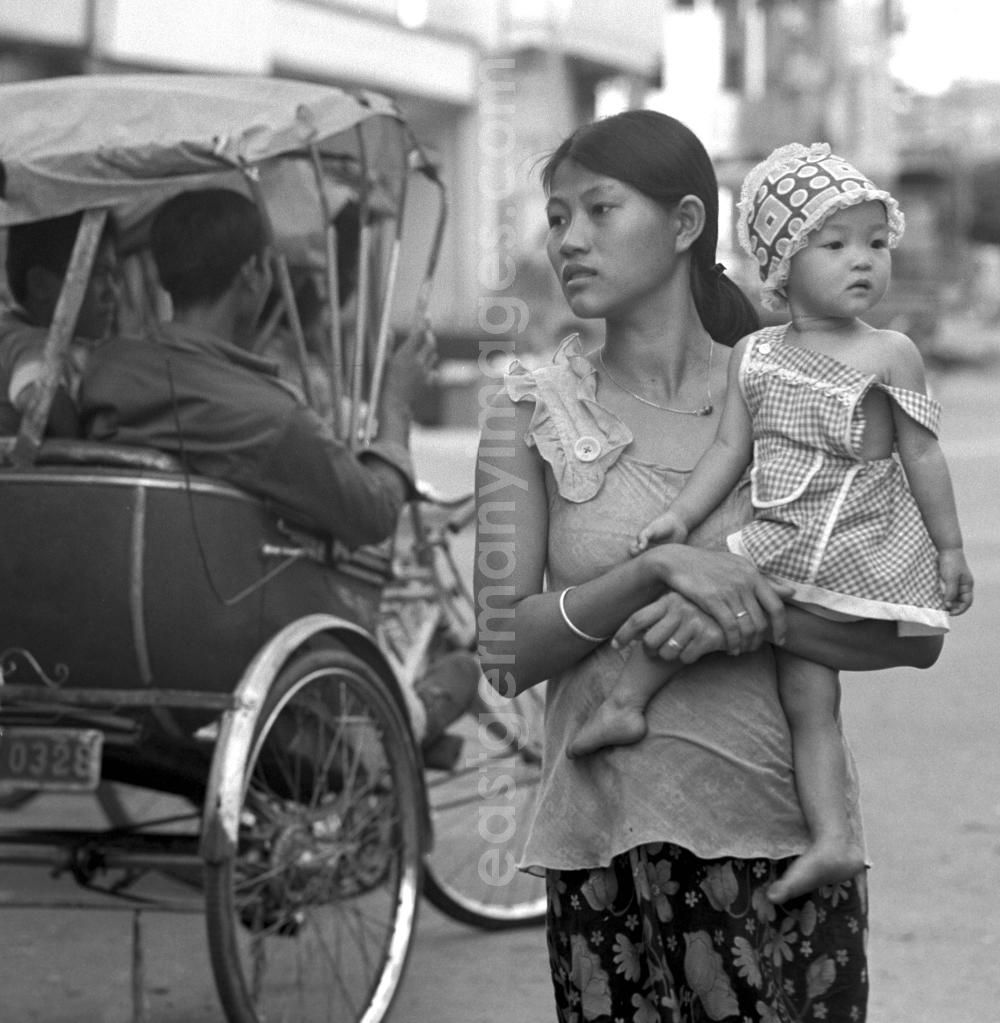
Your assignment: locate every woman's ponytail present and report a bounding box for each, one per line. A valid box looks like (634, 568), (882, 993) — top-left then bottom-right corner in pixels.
(690, 260), (759, 348)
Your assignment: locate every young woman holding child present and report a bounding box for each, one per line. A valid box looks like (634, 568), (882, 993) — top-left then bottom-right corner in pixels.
(475, 112), (949, 1021)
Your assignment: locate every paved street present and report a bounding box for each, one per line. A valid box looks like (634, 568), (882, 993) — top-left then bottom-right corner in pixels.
(851, 362), (1000, 1022)
(0, 359), (998, 1022)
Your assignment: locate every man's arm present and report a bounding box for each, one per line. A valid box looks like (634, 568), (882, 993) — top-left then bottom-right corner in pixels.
(259, 325), (436, 547)
(260, 407), (413, 548)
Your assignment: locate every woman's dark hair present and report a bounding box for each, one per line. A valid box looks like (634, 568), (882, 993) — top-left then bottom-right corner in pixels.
(150, 188), (266, 307)
(541, 109), (758, 346)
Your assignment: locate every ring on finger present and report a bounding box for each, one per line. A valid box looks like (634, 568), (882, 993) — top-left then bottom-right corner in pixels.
(666, 637), (683, 650)
(734, 610), (748, 619)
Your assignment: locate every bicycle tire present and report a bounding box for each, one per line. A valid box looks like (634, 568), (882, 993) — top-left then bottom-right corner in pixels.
(382, 498), (547, 929)
(422, 677), (547, 930)
(204, 644), (424, 1023)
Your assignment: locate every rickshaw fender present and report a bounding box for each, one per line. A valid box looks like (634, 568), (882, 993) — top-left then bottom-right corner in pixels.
(199, 612), (429, 863)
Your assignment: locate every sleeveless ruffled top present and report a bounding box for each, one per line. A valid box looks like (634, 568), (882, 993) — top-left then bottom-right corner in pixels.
(506, 336), (865, 871)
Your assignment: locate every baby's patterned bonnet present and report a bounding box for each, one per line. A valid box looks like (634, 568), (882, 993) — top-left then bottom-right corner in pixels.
(736, 142), (905, 311)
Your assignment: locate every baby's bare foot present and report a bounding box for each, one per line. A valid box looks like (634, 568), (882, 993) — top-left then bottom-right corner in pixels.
(567, 704), (647, 758)
(767, 840), (865, 904)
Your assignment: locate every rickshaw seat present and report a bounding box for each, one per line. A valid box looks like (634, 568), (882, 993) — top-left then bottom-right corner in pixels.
(0, 436), (184, 473)
(0, 436), (389, 735)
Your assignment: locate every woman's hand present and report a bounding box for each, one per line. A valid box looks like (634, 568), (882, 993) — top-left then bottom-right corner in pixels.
(613, 591), (728, 663)
(637, 544), (790, 654)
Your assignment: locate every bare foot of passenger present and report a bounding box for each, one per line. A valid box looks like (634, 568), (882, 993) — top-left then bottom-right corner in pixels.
(767, 840), (866, 904)
(567, 703), (647, 758)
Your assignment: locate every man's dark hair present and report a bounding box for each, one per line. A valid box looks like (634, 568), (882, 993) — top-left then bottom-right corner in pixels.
(5, 212), (87, 307)
(150, 189), (266, 307)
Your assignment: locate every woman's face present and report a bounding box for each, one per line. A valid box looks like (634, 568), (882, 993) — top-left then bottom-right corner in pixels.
(545, 160), (681, 322)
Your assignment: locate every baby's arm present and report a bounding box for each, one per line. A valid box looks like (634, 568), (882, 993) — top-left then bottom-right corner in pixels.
(886, 334), (973, 614)
(634, 338), (754, 551)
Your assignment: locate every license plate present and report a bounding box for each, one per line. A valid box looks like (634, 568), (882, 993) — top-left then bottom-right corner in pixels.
(0, 728), (103, 792)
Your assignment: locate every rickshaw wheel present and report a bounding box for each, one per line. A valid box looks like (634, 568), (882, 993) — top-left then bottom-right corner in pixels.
(204, 645), (423, 1023)
(422, 658), (547, 930)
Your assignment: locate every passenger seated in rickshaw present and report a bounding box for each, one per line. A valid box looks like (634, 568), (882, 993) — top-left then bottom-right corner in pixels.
(0, 212), (118, 436)
(81, 188), (426, 549)
(78, 187), (478, 756)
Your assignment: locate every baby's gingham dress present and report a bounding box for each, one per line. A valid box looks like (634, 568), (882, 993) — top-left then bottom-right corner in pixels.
(729, 324), (949, 634)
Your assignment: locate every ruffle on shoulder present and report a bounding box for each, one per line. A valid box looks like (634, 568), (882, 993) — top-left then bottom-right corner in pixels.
(878, 382), (941, 438)
(505, 334), (632, 502)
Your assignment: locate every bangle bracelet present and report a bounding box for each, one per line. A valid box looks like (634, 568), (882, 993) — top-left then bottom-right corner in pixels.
(558, 586), (609, 643)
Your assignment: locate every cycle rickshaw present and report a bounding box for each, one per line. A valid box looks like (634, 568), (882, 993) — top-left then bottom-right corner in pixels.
(0, 74), (544, 1023)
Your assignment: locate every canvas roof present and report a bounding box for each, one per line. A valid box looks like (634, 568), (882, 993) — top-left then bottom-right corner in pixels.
(0, 74), (410, 228)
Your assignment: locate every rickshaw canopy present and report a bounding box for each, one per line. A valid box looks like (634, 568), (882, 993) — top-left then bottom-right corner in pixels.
(0, 73), (445, 453)
(0, 74), (413, 235)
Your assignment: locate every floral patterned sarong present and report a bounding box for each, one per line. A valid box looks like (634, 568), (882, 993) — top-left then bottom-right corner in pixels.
(547, 842), (868, 1022)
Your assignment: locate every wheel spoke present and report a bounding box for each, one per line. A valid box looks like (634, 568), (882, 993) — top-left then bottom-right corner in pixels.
(300, 908), (361, 1017)
(205, 648), (422, 1023)
(310, 699), (344, 812)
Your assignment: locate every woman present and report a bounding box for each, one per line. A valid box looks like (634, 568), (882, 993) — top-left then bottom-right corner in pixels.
(474, 110), (942, 1022)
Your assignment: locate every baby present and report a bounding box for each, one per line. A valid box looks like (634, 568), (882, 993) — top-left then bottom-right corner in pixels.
(570, 142), (973, 904)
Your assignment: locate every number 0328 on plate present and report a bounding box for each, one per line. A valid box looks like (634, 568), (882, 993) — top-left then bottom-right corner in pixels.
(0, 727), (103, 792)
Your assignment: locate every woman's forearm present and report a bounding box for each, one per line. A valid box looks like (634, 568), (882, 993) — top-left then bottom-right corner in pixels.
(478, 553), (665, 696)
(781, 607), (943, 671)
(479, 541), (791, 694)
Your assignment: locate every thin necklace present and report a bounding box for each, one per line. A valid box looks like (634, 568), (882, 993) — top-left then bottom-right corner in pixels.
(598, 340), (714, 416)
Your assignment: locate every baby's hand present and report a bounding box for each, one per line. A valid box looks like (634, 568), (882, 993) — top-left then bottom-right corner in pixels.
(939, 547), (973, 615)
(630, 510), (688, 556)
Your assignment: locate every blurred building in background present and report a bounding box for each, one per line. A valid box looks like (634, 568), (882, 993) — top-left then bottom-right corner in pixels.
(0, 0), (994, 424)
(653, 0), (1000, 365)
(654, 0), (903, 304)
(892, 79), (1000, 364)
